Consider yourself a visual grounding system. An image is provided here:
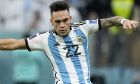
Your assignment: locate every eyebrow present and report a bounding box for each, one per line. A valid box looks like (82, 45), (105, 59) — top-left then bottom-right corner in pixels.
(54, 17), (69, 21)
(54, 18), (69, 23)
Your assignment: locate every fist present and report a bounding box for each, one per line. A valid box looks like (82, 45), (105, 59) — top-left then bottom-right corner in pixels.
(122, 19), (139, 30)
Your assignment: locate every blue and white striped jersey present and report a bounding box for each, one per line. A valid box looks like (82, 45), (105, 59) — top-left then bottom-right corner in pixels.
(26, 19), (101, 84)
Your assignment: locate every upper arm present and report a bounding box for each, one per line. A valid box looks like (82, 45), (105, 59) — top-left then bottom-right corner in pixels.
(79, 19), (101, 35)
(25, 32), (47, 51)
(100, 18), (113, 28)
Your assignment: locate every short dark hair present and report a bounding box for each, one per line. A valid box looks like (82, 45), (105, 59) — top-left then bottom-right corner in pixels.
(49, 1), (69, 14)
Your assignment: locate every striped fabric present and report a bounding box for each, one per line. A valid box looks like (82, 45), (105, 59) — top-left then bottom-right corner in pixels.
(26, 19), (100, 84)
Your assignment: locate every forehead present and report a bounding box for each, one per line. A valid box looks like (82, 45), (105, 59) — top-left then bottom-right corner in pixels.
(51, 10), (70, 19)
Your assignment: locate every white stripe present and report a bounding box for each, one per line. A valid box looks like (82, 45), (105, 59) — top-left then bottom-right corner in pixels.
(78, 47), (89, 84)
(73, 31), (90, 84)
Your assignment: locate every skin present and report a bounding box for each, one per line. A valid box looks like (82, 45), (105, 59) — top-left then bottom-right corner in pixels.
(0, 9), (139, 50)
(50, 10), (72, 36)
(100, 16), (139, 29)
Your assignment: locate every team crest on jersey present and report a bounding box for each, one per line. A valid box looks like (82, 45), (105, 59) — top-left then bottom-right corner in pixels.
(77, 36), (83, 43)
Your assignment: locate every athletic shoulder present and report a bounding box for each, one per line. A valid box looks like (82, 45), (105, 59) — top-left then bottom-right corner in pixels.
(71, 19), (99, 28)
(71, 19), (100, 34)
(71, 21), (86, 28)
(28, 30), (52, 40)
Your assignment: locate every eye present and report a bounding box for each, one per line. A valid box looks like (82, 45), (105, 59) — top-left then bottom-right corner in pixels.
(63, 18), (68, 22)
(54, 18), (69, 24)
(55, 20), (61, 23)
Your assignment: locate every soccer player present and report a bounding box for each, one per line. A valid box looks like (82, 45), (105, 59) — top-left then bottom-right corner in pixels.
(0, 1), (139, 84)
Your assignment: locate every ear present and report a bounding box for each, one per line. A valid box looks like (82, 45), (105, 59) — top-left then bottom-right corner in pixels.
(68, 16), (72, 22)
(50, 19), (53, 25)
(69, 16), (72, 20)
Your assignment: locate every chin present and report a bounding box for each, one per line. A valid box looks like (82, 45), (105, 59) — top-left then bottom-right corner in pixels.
(60, 33), (68, 37)
(60, 34), (67, 37)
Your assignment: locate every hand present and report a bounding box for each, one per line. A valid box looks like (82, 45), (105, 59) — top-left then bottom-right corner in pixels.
(122, 20), (139, 30)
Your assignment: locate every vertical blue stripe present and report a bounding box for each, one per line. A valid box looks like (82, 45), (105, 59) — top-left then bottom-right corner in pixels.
(48, 34), (71, 84)
(74, 29), (91, 83)
(63, 35), (86, 84)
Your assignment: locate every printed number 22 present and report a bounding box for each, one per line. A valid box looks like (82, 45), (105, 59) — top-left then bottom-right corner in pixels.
(66, 45), (81, 58)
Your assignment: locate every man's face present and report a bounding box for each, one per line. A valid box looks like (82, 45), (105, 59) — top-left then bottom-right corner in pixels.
(51, 10), (71, 36)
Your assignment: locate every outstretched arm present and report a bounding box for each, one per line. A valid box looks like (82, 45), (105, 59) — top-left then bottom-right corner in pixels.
(100, 16), (139, 29)
(0, 39), (26, 50)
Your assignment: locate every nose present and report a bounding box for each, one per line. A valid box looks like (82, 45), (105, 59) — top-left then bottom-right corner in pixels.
(59, 22), (65, 28)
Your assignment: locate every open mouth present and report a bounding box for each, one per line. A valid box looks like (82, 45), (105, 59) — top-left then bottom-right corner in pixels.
(60, 30), (66, 33)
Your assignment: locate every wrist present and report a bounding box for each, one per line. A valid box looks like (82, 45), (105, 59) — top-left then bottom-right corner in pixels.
(120, 19), (128, 24)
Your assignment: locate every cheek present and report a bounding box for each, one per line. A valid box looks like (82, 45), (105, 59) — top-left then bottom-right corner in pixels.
(52, 21), (56, 25)
(52, 22), (58, 28)
(66, 23), (71, 27)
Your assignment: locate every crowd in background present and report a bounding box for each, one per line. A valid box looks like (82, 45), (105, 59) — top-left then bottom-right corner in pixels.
(0, 0), (140, 84)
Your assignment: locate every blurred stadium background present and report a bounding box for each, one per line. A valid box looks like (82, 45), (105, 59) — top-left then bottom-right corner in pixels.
(0, 0), (140, 84)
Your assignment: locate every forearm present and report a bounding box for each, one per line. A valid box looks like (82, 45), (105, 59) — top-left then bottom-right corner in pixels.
(100, 16), (125, 28)
(0, 39), (17, 50)
(0, 39), (26, 50)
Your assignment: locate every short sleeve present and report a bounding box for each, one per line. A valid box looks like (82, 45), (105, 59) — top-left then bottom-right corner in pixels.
(79, 19), (101, 35)
(25, 33), (46, 51)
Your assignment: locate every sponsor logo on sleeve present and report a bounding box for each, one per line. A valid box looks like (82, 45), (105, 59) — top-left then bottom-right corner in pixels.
(89, 20), (97, 24)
